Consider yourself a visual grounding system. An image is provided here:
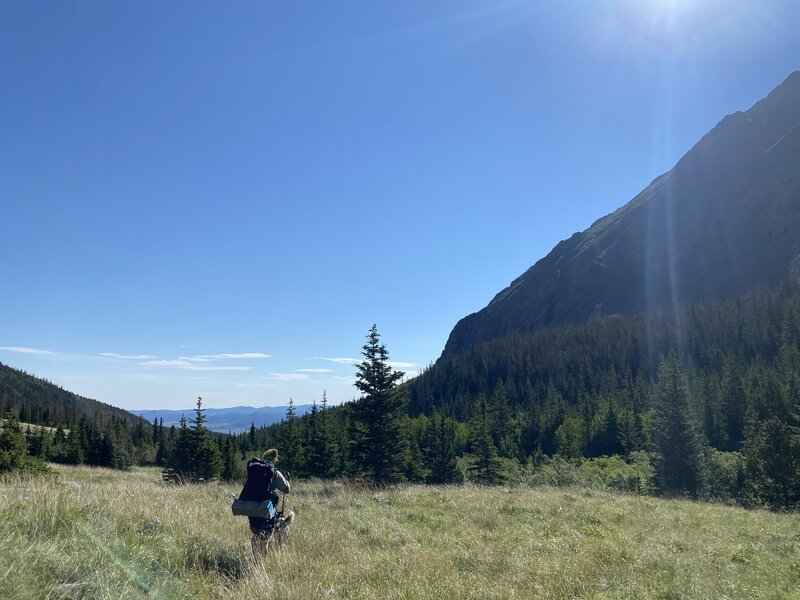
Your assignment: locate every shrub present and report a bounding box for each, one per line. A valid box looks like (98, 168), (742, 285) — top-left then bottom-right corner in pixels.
(0, 415), (50, 476)
(705, 450), (745, 501)
(742, 418), (800, 509)
(527, 452), (655, 494)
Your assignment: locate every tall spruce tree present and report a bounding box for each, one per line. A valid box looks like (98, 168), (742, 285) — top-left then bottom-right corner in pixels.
(220, 436), (244, 482)
(490, 381), (518, 459)
(652, 356), (709, 496)
(306, 392), (339, 478)
(555, 415), (585, 459)
(155, 418), (169, 466)
(279, 399), (304, 476)
(423, 413), (463, 484)
(743, 417), (800, 508)
(0, 414), (34, 473)
(318, 391), (339, 476)
(170, 417), (191, 476)
(351, 324), (408, 484)
(187, 397), (222, 481)
(305, 400), (323, 477)
(468, 394), (505, 484)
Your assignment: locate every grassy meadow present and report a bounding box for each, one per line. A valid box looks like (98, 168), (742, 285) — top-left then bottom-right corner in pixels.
(1, 465), (799, 599)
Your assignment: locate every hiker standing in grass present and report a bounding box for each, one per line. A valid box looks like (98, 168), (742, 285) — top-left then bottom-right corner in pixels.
(240, 448), (293, 555)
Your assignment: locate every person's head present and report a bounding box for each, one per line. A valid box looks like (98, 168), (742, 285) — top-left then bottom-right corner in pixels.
(263, 448), (279, 463)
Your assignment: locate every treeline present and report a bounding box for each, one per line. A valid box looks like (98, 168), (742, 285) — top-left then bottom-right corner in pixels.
(1, 412), (158, 472)
(3, 278), (799, 509)
(251, 280), (800, 508)
(1, 396), (243, 481)
(0, 363), (158, 469)
(0, 363), (150, 432)
(407, 278), (800, 455)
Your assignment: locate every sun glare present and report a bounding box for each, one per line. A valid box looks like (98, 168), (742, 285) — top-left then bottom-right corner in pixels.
(610, 0), (714, 51)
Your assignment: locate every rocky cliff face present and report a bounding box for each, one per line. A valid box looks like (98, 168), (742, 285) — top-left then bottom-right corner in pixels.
(443, 71), (800, 356)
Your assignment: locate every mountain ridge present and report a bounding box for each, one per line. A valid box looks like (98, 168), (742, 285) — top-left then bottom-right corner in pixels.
(443, 71), (800, 356)
(0, 361), (151, 430)
(133, 404), (313, 433)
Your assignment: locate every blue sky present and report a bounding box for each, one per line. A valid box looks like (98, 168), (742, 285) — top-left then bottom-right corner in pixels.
(1, 0), (798, 410)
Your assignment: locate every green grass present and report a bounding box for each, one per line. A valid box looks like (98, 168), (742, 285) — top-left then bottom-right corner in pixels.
(1, 465), (799, 599)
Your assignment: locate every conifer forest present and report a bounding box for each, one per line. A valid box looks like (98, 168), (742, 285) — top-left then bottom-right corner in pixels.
(3, 275), (799, 510)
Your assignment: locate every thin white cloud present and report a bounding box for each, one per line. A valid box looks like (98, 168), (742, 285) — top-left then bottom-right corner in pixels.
(179, 353), (271, 362)
(138, 359), (252, 372)
(332, 375), (356, 383)
(265, 373), (309, 382)
(315, 357), (360, 364)
(236, 382), (276, 388)
(118, 373), (166, 381)
(0, 346), (56, 355)
(388, 361), (418, 368)
(296, 368), (333, 373)
(99, 352), (159, 360)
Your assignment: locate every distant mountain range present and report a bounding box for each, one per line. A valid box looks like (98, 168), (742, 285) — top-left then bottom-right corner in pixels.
(443, 71), (800, 356)
(133, 404), (313, 433)
(0, 361), (310, 435)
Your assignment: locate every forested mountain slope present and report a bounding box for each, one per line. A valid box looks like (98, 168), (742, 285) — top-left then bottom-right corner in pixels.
(254, 274), (800, 505)
(444, 71), (800, 355)
(0, 362), (159, 466)
(0, 362), (149, 430)
(408, 271), (800, 457)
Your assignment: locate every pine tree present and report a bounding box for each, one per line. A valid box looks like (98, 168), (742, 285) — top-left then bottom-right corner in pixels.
(555, 416), (585, 459)
(652, 356), (709, 496)
(0, 414), (34, 473)
(155, 418), (169, 466)
(351, 324), (409, 484)
(491, 381), (518, 459)
(187, 397), (222, 481)
(279, 398), (304, 477)
(220, 436), (245, 482)
(589, 401), (625, 457)
(468, 394), (505, 484)
(743, 418), (800, 509)
(306, 400), (324, 477)
(720, 362), (747, 450)
(248, 422), (257, 449)
(423, 413), (463, 484)
(169, 415), (192, 478)
(64, 425), (85, 465)
(405, 417), (428, 482)
(29, 426), (50, 460)
(317, 391), (339, 477)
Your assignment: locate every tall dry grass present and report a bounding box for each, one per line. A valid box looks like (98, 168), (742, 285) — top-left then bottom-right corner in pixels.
(1, 464), (798, 599)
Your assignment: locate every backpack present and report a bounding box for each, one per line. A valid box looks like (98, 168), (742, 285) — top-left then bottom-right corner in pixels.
(231, 458), (277, 518)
